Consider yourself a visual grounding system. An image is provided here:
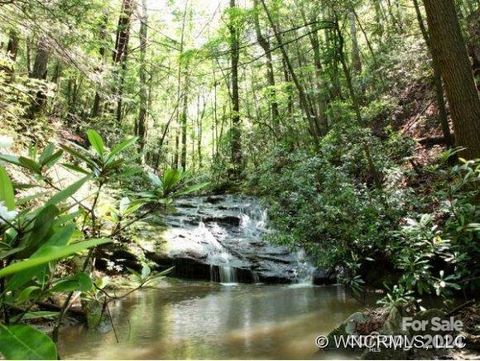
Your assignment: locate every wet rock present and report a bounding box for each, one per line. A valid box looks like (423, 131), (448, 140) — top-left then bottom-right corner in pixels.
(135, 195), (314, 284)
(380, 306), (404, 335)
(95, 247), (142, 273)
(313, 268), (337, 285)
(202, 215), (241, 226)
(205, 195), (226, 204)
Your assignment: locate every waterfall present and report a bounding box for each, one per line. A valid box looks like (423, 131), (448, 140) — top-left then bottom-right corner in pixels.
(219, 266), (238, 284)
(164, 195), (316, 284)
(293, 249), (316, 285)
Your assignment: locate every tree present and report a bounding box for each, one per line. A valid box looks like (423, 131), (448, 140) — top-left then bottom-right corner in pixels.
(229, 0), (243, 173)
(412, 0), (453, 147)
(259, 0), (322, 140)
(253, 0), (279, 125)
(137, 0), (148, 153)
(29, 35), (50, 117)
(112, 0), (134, 125)
(423, 0), (480, 159)
(6, 30), (18, 61)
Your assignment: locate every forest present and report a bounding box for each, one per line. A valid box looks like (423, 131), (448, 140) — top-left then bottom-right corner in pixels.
(0, 0), (480, 359)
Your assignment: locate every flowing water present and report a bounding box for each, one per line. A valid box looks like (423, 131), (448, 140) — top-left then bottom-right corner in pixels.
(58, 196), (363, 359)
(58, 280), (361, 359)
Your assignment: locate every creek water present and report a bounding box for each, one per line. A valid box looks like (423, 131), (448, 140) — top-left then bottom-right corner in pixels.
(58, 196), (363, 359)
(58, 280), (361, 359)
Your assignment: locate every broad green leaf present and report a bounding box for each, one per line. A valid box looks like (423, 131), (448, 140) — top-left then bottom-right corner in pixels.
(60, 144), (97, 169)
(18, 157), (42, 174)
(0, 238), (111, 278)
(0, 167), (15, 210)
(50, 272), (92, 293)
(38, 143), (55, 164)
(43, 224), (76, 247)
(86, 129), (105, 156)
(0, 324), (57, 360)
(6, 266), (43, 292)
(45, 175), (90, 207)
(16, 286), (42, 304)
(107, 136), (138, 163)
(20, 205), (59, 257)
(0, 246), (25, 260)
(41, 150), (63, 168)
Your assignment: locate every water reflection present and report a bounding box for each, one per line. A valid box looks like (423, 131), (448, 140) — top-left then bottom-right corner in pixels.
(59, 280), (361, 359)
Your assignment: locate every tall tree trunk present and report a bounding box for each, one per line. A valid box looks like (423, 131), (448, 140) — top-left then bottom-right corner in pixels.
(253, 0), (279, 125)
(302, 8), (329, 134)
(229, 0), (243, 172)
(137, 0), (148, 153)
(174, 0), (189, 170)
(423, 0), (480, 159)
(112, 0), (134, 125)
(6, 30), (19, 61)
(180, 74), (188, 170)
(29, 36), (50, 117)
(349, 11), (362, 74)
(412, 0), (453, 147)
(91, 11), (109, 118)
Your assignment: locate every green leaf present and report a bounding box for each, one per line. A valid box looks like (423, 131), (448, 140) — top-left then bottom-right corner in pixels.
(38, 143), (55, 165)
(173, 182), (209, 197)
(16, 192), (49, 206)
(20, 311), (59, 321)
(86, 129), (105, 156)
(0, 166), (15, 210)
(41, 150), (63, 168)
(0, 238), (111, 278)
(0, 246), (25, 260)
(16, 286), (42, 304)
(0, 154), (22, 167)
(20, 205), (59, 257)
(60, 144), (97, 169)
(0, 324), (57, 360)
(62, 162), (90, 175)
(50, 272), (93, 293)
(107, 137), (138, 163)
(18, 157), (42, 174)
(45, 176), (90, 207)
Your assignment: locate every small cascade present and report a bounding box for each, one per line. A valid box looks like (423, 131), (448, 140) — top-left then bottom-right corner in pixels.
(219, 266), (238, 284)
(293, 249), (316, 285)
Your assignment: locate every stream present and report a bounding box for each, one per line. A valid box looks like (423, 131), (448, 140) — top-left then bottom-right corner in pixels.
(58, 195), (362, 359)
